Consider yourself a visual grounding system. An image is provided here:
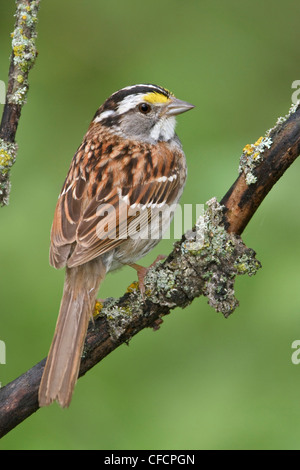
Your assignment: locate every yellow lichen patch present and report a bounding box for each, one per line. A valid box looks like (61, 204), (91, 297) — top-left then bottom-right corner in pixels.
(93, 300), (103, 318)
(13, 44), (25, 57)
(0, 150), (11, 168)
(143, 92), (171, 104)
(242, 144), (253, 155)
(126, 281), (138, 293)
(243, 137), (265, 156)
(254, 136), (263, 146)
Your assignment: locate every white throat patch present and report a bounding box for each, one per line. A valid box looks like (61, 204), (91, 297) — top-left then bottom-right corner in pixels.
(150, 116), (176, 142)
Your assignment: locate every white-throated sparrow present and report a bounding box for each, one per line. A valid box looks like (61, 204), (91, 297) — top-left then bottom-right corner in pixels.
(38, 84), (194, 408)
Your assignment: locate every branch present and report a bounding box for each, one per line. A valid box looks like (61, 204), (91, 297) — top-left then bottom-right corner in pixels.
(0, 103), (299, 438)
(221, 103), (300, 234)
(0, 0), (40, 206)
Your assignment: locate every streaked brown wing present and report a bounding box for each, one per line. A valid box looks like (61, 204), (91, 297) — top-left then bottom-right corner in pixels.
(49, 173), (87, 268)
(50, 137), (183, 269)
(66, 174), (181, 267)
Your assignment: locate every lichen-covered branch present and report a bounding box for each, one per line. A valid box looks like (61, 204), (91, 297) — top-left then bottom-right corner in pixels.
(0, 103), (299, 438)
(0, 0), (40, 206)
(222, 102), (300, 234)
(0, 199), (260, 437)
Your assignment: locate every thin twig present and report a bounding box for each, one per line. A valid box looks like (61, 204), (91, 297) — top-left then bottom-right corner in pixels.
(0, 0), (40, 206)
(0, 103), (299, 438)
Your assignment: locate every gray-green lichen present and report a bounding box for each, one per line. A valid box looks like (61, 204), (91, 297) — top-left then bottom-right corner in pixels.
(0, 1), (40, 206)
(239, 135), (272, 185)
(143, 265), (180, 307)
(0, 140), (18, 205)
(183, 198), (261, 316)
(0, 140), (18, 173)
(7, 0), (40, 106)
(239, 100), (300, 186)
(97, 297), (133, 341)
(147, 198), (261, 317)
(274, 100), (300, 127)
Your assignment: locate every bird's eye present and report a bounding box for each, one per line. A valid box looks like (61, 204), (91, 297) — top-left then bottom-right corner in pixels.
(138, 103), (151, 114)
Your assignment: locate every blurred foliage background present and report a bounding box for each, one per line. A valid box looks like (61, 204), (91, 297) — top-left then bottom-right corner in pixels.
(1, 0), (300, 450)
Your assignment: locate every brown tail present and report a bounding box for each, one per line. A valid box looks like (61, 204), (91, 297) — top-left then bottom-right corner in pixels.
(39, 259), (106, 408)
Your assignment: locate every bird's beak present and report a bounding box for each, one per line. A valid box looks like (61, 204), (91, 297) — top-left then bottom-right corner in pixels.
(165, 97), (195, 117)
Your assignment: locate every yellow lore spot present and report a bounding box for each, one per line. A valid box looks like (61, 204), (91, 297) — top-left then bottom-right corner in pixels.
(143, 92), (171, 104)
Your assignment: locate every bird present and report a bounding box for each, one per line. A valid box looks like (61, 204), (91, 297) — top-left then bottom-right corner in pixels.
(38, 84), (194, 408)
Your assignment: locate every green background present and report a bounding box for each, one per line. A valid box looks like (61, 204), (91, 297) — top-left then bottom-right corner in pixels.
(1, 0), (300, 450)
